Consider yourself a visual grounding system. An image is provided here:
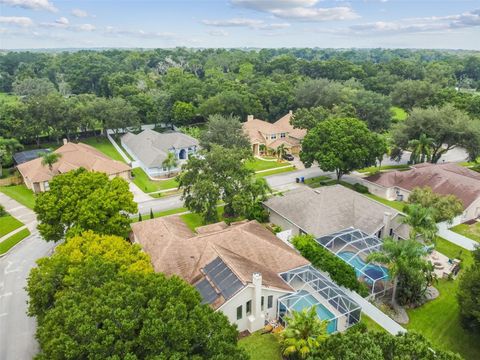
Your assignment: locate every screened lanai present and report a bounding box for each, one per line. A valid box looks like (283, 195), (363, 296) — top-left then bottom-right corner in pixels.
(278, 265), (362, 333)
(315, 227), (392, 296)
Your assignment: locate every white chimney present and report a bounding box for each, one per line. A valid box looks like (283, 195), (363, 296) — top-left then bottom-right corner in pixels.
(248, 272), (264, 332)
(247, 115), (254, 122)
(63, 138), (68, 145)
(383, 212), (392, 238)
(288, 110), (293, 115)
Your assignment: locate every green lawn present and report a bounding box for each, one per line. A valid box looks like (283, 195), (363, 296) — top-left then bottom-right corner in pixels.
(246, 158), (288, 172)
(357, 164), (410, 174)
(305, 176), (334, 188)
(238, 332), (282, 360)
(0, 185), (36, 209)
(405, 238), (479, 360)
(360, 314), (387, 333)
(131, 207), (188, 223)
(81, 136), (126, 163)
(131, 168), (179, 193)
(364, 193), (406, 212)
(391, 106), (408, 121)
(254, 166), (296, 178)
(0, 228), (30, 255)
(180, 206), (228, 231)
(450, 223), (480, 243)
(0, 214), (23, 238)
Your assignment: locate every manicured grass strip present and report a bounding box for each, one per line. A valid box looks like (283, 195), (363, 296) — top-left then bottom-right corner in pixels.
(450, 223), (480, 243)
(0, 215), (23, 238)
(180, 206), (226, 232)
(238, 332), (282, 360)
(245, 158), (288, 172)
(357, 164), (410, 174)
(81, 136), (126, 163)
(391, 106), (407, 121)
(131, 207), (188, 223)
(254, 166), (295, 178)
(360, 314), (387, 333)
(0, 185), (36, 209)
(406, 238), (477, 360)
(305, 176), (333, 188)
(131, 168), (179, 193)
(0, 228), (30, 255)
(364, 193), (405, 212)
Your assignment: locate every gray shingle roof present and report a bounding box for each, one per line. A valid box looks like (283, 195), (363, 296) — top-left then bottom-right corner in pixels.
(263, 185), (401, 237)
(122, 129), (199, 167)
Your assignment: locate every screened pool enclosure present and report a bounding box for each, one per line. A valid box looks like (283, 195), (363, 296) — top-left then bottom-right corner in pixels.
(278, 265), (362, 333)
(315, 228), (392, 296)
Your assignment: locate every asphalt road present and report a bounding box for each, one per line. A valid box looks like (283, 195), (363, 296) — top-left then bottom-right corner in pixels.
(0, 232), (56, 360)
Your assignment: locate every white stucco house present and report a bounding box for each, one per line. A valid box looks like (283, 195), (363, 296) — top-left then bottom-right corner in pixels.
(121, 129), (199, 177)
(130, 217), (361, 334)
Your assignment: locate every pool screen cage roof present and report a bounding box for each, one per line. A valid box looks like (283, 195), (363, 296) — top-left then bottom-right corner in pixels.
(278, 265), (362, 332)
(316, 227), (392, 296)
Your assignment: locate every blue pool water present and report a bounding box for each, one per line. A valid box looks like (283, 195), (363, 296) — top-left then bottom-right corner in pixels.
(290, 295), (337, 333)
(338, 251), (389, 282)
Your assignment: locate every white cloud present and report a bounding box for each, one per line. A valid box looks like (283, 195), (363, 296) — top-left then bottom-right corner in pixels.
(348, 8), (480, 35)
(104, 26), (176, 40)
(78, 23), (95, 31)
(56, 17), (69, 25)
(202, 17), (290, 30)
(0, 0), (57, 12)
(40, 16), (69, 28)
(231, 0), (358, 22)
(0, 16), (33, 27)
(71, 8), (88, 18)
(208, 29), (229, 37)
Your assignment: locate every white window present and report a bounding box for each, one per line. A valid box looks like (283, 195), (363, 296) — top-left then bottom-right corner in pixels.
(271, 134), (277, 140)
(280, 133), (286, 138)
(44, 181), (50, 191)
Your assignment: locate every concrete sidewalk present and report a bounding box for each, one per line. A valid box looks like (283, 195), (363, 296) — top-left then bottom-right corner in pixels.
(0, 193), (37, 232)
(438, 222), (478, 251)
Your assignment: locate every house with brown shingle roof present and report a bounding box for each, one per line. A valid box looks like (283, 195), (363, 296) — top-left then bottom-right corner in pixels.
(242, 111), (305, 156)
(131, 217), (361, 333)
(362, 163), (480, 222)
(17, 140), (131, 193)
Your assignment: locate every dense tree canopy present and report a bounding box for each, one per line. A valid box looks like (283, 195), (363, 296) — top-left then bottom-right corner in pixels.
(34, 168), (137, 241)
(408, 187), (464, 223)
(458, 247), (480, 333)
(199, 114), (251, 151)
(27, 231), (246, 360)
(177, 145), (269, 223)
(301, 117), (387, 180)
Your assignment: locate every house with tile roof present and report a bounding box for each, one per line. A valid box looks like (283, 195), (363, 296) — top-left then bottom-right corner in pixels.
(121, 129), (199, 178)
(242, 111), (306, 156)
(130, 217), (361, 333)
(16, 140), (131, 193)
(362, 163), (480, 222)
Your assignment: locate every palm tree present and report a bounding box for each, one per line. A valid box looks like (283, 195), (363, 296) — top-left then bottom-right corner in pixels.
(408, 134), (434, 164)
(162, 152), (178, 177)
(402, 204), (438, 243)
(277, 143), (288, 160)
(41, 152), (62, 171)
(367, 237), (425, 305)
(0, 137), (22, 176)
(281, 307), (328, 359)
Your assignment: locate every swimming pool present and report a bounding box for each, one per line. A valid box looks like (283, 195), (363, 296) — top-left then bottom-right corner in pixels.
(338, 251), (389, 282)
(289, 294), (337, 333)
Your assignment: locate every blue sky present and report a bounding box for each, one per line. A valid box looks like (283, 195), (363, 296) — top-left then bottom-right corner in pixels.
(0, 0), (479, 49)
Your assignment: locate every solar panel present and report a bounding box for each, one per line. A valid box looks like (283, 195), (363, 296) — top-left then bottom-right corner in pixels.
(204, 257), (244, 300)
(195, 279), (218, 305)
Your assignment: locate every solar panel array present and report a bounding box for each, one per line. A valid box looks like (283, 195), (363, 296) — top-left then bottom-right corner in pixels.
(204, 257), (244, 300)
(195, 279), (218, 305)
(13, 149), (51, 165)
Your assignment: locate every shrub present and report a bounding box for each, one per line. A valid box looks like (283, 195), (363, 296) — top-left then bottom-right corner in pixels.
(0, 204), (6, 217)
(292, 234), (369, 296)
(353, 183), (370, 194)
(458, 248), (480, 332)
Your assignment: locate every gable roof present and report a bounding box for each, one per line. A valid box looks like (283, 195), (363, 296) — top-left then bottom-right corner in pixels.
(263, 185), (400, 237)
(122, 129), (199, 167)
(274, 112), (307, 140)
(16, 142), (130, 183)
(131, 217), (309, 308)
(365, 163), (480, 209)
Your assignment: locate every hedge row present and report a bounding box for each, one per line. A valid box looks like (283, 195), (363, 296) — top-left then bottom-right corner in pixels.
(292, 234), (369, 297)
